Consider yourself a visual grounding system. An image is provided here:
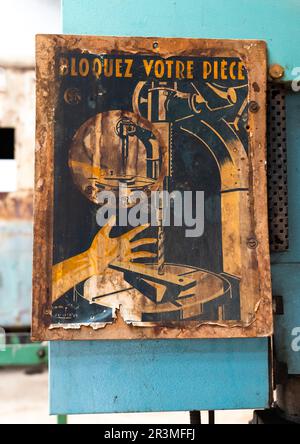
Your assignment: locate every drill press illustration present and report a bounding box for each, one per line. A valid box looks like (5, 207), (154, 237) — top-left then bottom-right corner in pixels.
(51, 53), (253, 326)
(64, 70), (249, 324)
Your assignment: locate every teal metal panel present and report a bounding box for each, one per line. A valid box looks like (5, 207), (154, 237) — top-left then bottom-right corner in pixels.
(50, 339), (269, 414)
(270, 83), (300, 375)
(272, 93), (300, 265)
(63, 0), (300, 81)
(49, 0), (272, 415)
(272, 264), (300, 375)
(0, 221), (32, 327)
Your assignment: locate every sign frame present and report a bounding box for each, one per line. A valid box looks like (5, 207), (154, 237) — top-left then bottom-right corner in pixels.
(32, 34), (272, 341)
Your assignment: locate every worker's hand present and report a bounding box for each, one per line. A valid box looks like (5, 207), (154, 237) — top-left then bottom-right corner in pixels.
(87, 216), (157, 275)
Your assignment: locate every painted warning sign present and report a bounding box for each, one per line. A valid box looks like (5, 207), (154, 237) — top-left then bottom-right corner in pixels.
(32, 35), (272, 340)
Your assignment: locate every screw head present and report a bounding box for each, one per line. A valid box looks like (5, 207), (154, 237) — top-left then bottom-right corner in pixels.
(249, 101), (260, 113)
(37, 348), (46, 359)
(269, 64), (285, 80)
(247, 237), (258, 249)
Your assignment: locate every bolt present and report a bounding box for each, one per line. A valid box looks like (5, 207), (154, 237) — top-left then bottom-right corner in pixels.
(247, 237), (258, 249)
(37, 348), (46, 359)
(269, 64), (285, 80)
(249, 101), (260, 113)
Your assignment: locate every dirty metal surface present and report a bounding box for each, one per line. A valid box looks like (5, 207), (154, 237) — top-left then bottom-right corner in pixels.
(267, 83), (289, 252)
(0, 191), (33, 220)
(0, 220), (33, 327)
(0, 191), (33, 327)
(33, 35), (272, 340)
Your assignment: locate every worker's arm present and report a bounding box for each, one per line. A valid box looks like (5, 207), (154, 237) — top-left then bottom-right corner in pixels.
(52, 219), (157, 303)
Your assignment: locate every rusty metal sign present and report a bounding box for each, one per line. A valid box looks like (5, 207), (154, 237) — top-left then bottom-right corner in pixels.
(32, 35), (272, 340)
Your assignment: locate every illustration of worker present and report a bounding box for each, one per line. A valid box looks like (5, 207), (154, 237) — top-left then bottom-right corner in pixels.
(52, 217), (157, 304)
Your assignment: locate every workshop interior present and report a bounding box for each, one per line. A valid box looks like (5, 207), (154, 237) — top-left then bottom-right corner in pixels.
(0, 0), (300, 426)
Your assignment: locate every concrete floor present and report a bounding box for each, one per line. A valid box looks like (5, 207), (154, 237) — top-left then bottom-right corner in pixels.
(0, 367), (253, 424)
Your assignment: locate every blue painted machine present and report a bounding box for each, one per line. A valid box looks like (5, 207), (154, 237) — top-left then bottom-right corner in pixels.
(32, 0), (300, 422)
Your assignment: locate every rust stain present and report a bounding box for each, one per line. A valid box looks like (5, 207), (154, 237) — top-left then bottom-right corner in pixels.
(252, 82), (260, 92)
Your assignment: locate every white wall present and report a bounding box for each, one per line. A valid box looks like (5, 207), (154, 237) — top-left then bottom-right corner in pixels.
(0, 68), (36, 190)
(0, 0), (61, 191)
(0, 0), (61, 67)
